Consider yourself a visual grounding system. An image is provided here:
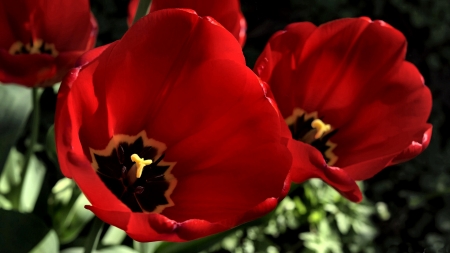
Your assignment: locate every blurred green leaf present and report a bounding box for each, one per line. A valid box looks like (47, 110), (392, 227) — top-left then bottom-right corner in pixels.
(0, 209), (50, 253)
(49, 179), (94, 244)
(102, 225), (127, 246)
(307, 210), (324, 224)
(154, 230), (237, 253)
(58, 192), (94, 243)
(0, 148), (45, 211)
(293, 196), (307, 215)
(0, 194), (12, 209)
(375, 202), (391, 221)
(45, 125), (58, 168)
(133, 241), (163, 253)
(0, 84), (32, 174)
(19, 154), (46, 212)
(0, 148), (22, 196)
(30, 230), (59, 253)
(335, 213), (351, 234)
(61, 246), (139, 253)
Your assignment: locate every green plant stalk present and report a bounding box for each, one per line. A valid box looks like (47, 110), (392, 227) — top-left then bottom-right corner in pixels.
(84, 217), (104, 253)
(132, 0), (152, 25)
(14, 87), (40, 208)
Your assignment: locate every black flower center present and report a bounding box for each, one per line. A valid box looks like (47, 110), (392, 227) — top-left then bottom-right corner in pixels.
(286, 108), (338, 165)
(91, 134), (176, 213)
(9, 39), (58, 57)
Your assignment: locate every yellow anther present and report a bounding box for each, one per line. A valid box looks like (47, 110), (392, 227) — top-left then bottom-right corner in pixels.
(26, 39), (44, 54)
(311, 119), (331, 139)
(131, 154), (153, 178)
(9, 41), (24, 55)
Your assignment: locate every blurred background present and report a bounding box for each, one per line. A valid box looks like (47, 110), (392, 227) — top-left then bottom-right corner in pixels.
(1, 0), (448, 252)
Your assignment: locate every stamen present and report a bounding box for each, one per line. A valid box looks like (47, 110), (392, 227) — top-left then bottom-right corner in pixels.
(8, 39), (58, 57)
(311, 119), (331, 139)
(8, 41), (24, 55)
(131, 154), (153, 178)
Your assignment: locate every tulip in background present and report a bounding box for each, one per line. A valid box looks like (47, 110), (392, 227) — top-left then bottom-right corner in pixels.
(254, 17), (432, 199)
(128, 0), (247, 46)
(0, 0), (97, 87)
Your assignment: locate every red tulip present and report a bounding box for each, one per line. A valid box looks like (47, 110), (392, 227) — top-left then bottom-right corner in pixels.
(0, 0), (97, 87)
(128, 0), (246, 46)
(56, 9), (318, 242)
(254, 18), (432, 199)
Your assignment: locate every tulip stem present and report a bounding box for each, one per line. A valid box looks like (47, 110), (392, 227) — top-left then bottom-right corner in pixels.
(16, 88), (40, 207)
(22, 88), (40, 174)
(84, 217), (104, 253)
(132, 0), (152, 25)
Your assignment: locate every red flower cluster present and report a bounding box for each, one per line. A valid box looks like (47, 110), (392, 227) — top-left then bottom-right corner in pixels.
(0, 0), (97, 87)
(254, 18), (432, 196)
(52, 2), (431, 243)
(128, 0), (247, 46)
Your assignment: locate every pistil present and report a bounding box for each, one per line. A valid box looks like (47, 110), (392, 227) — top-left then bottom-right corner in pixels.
(131, 154), (153, 178)
(311, 119), (331, 139)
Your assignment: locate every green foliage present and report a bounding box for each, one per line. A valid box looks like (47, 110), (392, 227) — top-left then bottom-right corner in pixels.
(205, 180), (378, 253)
(0, 209), (51, 253)
(49, 178), (94, 244)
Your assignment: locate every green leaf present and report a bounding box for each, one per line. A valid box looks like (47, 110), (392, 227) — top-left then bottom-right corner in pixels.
(58, 192), (94, 244)
(293, 196), (307, 215)
(50, 179), (94, 244)
(0, 148), (22, 195)
(61, 246), (139, 253)
(30, 230), (59, 253)
(307, 210), (324, 224)
(19, 154), (46, 212)
(102, 225), (127, 246)
(0, 148), (45, 211)
(0, 84), (32, 174)
(133, 241), (164, 253)
(0, 209), (50, 253)
(335, 213), (351, 234)
(45, 125), (58, 168)
(154, 231), (235, 253)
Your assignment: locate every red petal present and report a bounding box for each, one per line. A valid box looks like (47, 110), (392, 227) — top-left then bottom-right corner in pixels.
(127, 0), (246, 46)
(31, 0), (96, 51)
(76, 9), (246, 152)
(75, 43), (112, 67)
(287, 139), (362, 202)
(254, 22), (316, 117)
(127, 0), (140, 26)
(86, 196), (281, 242)
(0, 2), (16, 49)
(332, 61), (432, 179)
(391, 124), (432, 164)
(0, 50), (55, 86)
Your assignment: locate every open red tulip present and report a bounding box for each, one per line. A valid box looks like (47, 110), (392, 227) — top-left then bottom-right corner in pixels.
(254, 17), (432, 200)
(0, 0), (97, 87)
(55, 9), (315, 242)
(128, 0), (246, 46)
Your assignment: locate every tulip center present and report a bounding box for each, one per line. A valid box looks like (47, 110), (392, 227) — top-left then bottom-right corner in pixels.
(90, 132), (177, 213)
(286, 108), (338, 165)
(9, 39), (58, 57)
